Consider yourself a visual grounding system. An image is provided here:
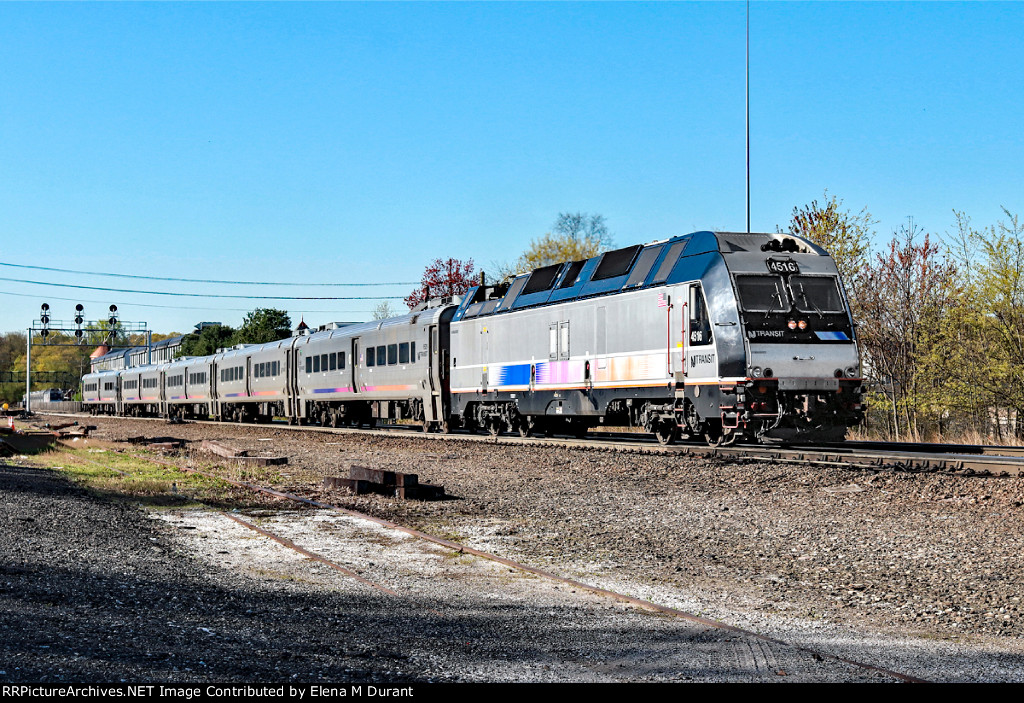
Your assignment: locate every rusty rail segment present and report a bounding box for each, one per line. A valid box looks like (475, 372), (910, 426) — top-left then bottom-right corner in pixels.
(57, 446), (441, 614)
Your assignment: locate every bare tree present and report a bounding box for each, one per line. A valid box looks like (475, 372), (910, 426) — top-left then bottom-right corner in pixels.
(371, 301), (395, 320)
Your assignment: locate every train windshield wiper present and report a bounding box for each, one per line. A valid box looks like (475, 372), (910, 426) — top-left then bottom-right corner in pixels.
(764, 282), (784, 318)
(795, 282), (824, 318)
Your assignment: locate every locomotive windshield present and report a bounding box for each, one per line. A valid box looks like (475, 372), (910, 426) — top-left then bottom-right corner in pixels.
(790, 276), (844, 314)
(735, 275), (789, 313)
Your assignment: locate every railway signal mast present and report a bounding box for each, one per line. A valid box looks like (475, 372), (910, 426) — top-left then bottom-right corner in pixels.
(24, 303), (151, 414)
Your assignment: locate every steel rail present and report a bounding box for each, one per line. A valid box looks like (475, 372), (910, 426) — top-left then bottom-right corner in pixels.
(39, 410), (1024, 476)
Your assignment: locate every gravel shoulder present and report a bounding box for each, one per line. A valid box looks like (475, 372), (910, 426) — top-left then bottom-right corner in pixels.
(12, 414), (1024, 681)
(1, 459), (875, 683)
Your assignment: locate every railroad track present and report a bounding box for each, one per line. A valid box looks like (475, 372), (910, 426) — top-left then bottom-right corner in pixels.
(32, 411), (1024, 477)
(53, 440), (926, 683)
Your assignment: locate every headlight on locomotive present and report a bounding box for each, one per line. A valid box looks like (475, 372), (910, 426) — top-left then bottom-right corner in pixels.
(846, 366), (859, 378)
(750, 366), (763, 378)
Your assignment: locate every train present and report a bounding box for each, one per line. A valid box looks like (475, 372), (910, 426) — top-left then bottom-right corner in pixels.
(82, 230), (864, 446)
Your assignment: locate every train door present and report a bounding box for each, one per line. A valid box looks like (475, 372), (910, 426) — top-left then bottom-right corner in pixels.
(426, 327), (438, 421)
(210, 362), (218, 418)
(351, 338), (361, 393)
(286, 347), (298, 420)
(685, 283), (716, 380)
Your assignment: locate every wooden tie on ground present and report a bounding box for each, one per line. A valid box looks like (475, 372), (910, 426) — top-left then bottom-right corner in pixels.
(199, 439), (288, 466)
(324, 464), (445, 500)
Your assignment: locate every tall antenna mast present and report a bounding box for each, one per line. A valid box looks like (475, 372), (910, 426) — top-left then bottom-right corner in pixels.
(746, 0), (751, 235)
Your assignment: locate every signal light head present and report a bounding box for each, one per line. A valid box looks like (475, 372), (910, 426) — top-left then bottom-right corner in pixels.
(74, 329), (83, 338)
(40, 315), (49, 325)
(75, 316), (83, 325)
(41, 303), (49, 312)
(109, 304), (117, 313)
(75, 304), (84, 312)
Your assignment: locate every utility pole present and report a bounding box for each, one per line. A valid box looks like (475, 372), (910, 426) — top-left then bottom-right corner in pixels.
(25, 329), (31, 414)
(746, 0), (751, 235)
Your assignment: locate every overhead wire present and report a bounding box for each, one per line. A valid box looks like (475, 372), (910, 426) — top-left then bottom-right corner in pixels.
(0, 261), (417, 287)
(0, 289), (378, 316)
(0, 277), (406, 300)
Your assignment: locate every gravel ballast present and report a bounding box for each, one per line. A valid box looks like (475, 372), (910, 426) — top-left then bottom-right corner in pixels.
(11, 414), (1024, 681)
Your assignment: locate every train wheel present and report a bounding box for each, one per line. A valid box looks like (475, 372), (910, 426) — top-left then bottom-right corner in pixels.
(704, 422), (723, 447)
(488, 418), (501, 436)
(421, 420), (433, 433)
(517, 417), (534, 438)
(654, 422), (677, 445)
(439, 419), (451, 434)
(704, 423), (736, 447)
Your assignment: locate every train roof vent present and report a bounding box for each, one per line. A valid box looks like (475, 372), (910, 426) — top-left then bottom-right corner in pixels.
(715, 232), (770, 252)
(591, 245), (642, 281)
(759, 234), (822, 255)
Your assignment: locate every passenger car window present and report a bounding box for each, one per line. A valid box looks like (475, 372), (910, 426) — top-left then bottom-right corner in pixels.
(399, 343), (409, 364)
(387, 344), (398, 365)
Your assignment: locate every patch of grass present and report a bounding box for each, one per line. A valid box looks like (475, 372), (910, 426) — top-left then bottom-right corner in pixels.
(30, 447), (278, 510)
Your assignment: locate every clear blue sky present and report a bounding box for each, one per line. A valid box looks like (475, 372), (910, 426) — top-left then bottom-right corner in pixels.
(1, 2), (1021, 335)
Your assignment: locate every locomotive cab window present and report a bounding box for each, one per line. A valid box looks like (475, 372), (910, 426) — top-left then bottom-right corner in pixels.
(735, 275), (790, 314)
(790, 275), (844, 314)
(688, 285), (713, 347)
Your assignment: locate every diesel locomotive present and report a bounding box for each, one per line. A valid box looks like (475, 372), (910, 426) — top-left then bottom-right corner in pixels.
(83, 230), (863, 445)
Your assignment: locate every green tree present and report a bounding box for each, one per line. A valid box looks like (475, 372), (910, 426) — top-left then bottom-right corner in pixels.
(233, 308), (292, 345)
(178, 325), (237, 358)
(857, 225), (959, 440)
(947, 209), (1024, 439)
(780, 191), (875, 312)
(508, 212), (614, 275)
